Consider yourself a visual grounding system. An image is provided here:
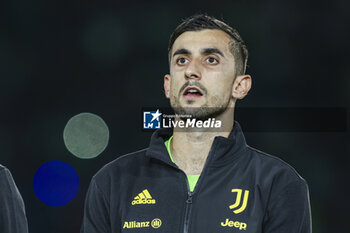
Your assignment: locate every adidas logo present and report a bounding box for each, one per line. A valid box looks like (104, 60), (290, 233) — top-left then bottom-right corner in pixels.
(131, 189), (156, 205)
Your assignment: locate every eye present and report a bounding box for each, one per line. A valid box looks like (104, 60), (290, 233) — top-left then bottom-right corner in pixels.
(176, 57), (189, 65)
(205, 57), (219, 64)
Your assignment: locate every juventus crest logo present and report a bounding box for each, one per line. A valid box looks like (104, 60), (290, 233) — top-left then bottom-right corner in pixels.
(229, 189), (249, 214)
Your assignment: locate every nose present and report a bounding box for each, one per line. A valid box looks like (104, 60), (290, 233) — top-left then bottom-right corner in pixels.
(185, 59), (201, 80)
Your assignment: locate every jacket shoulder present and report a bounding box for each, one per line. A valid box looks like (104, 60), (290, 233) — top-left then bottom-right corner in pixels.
(0, 164), (10, 179)
(0, 165), (17, 194)
(91, 148), (148, 185)
(246, 145), (307, 185)
(101, 148), (147, 171)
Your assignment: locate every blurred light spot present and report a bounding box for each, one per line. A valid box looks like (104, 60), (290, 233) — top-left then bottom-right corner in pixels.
(33, 161), (79, 206)
(63, 112), (109, 159)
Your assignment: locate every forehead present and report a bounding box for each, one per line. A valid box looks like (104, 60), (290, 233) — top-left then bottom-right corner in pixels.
(172, 29), (233, 55)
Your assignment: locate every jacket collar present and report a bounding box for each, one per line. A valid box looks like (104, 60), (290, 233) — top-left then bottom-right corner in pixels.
(145, 121), (248, 167)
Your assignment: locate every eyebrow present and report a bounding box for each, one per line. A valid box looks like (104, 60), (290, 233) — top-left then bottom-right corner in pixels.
(172, 47), (225, 58)
(173, 48), (190, 57)
(201, 48), (224, 57)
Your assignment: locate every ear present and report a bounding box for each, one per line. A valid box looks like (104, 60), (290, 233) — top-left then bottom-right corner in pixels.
(164, 74), (171, 99)
(231, 74), (252, 100)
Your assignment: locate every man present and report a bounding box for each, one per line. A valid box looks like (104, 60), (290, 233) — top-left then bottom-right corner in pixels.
(0, 164), (28, 233)
(81, 14), (311, 233)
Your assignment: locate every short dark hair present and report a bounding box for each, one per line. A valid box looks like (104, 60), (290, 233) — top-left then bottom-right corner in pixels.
(168, 14), (248, 76)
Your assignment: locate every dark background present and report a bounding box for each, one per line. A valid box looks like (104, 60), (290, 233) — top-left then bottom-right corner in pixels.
(1, 0), (349, 232)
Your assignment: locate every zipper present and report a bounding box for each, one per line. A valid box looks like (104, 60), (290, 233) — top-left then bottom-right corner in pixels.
(153, 137), (219, 233)
(183, 177), (193, 233)
(181, 140), (217, 233)
(155, 157), (194, 233)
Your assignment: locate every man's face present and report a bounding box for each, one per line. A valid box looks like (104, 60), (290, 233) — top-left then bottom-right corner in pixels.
(164, 29), (237, 119)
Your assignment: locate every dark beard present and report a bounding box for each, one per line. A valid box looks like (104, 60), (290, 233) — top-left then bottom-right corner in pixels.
(170, 80), (231, 121)
(172, 106), (224, 121)
(170, 95), (230, 121)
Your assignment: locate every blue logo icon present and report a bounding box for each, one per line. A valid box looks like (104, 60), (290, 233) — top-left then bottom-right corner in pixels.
(143, 109), (162, 129)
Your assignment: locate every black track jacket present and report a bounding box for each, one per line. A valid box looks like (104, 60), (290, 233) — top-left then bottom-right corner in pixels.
(81, 121), (312, 233)
(0, 165), (28, 233)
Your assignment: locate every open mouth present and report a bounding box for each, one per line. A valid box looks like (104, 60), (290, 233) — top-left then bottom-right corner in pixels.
(183, 86), (203, 98)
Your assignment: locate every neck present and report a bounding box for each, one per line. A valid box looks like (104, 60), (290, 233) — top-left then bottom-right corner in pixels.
(171, 103), (235, 175)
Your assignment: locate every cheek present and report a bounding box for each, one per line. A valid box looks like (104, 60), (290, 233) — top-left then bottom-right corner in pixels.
(220, 68), (235, 91)
(212, 85), (232, 100)
(169, 80), (181, 98)
(208, 70), (234, 92)
(170, 73), (184, 90)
